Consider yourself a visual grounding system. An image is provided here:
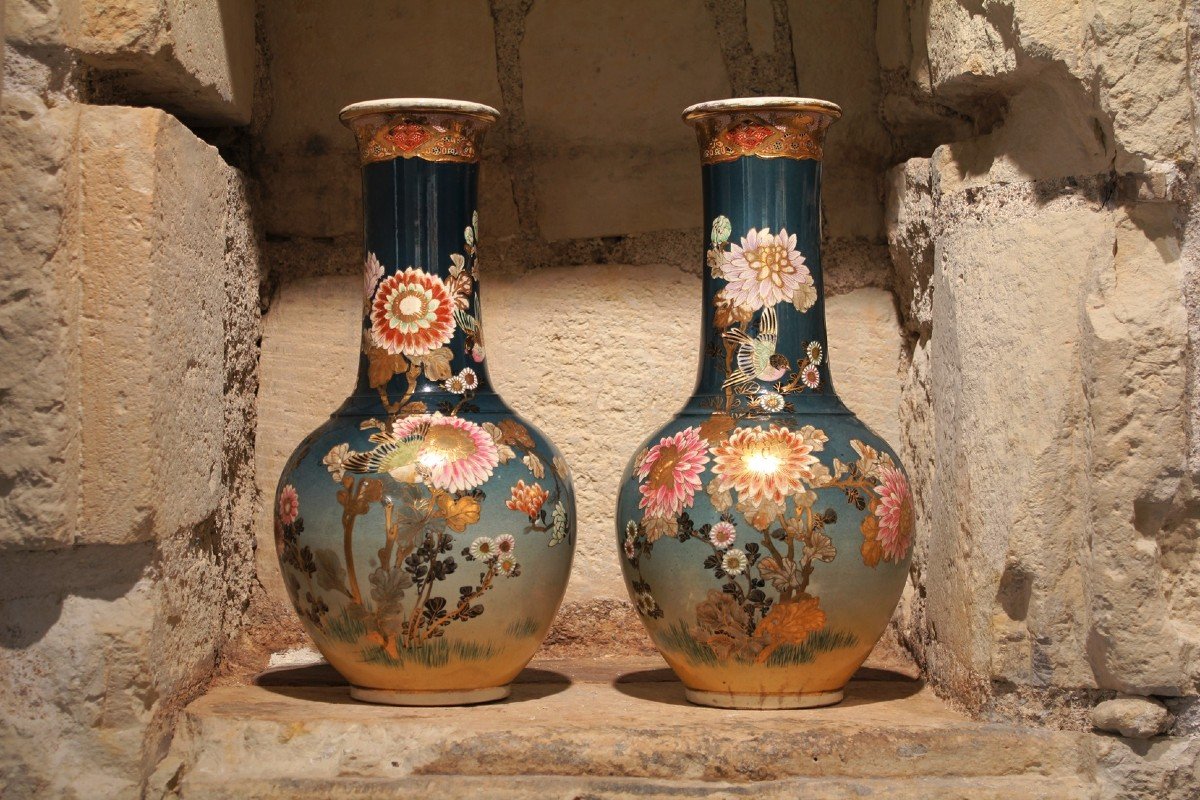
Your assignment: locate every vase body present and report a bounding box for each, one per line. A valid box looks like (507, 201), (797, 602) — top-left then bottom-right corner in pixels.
(616, 98), (913, 709)
(275, 99), (575, 705)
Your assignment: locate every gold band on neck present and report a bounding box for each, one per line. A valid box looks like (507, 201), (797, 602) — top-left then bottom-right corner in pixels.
(683, 98), (840, 165)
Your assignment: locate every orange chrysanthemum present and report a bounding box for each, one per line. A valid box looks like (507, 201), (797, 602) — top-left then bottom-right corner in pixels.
(506, 480), (549, 518)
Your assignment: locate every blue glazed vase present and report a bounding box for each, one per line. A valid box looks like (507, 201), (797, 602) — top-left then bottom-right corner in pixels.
(274, 99), (575, 705)
(616, 98), (913, 709)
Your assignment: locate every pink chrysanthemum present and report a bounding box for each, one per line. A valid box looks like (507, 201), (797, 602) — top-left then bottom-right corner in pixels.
(635, 426), (710, 519)
(711, 426), (822, 506)
(709, 521), (737, 549)
(277, 484), (299, 525)
(718, 227), (812, 311)
(874, 466), (914, 562)
(392, 414), (498, 492)
(370, 268), (456, 356)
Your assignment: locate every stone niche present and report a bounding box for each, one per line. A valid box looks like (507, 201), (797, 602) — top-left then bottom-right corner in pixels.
(2, 0), (1199, 798)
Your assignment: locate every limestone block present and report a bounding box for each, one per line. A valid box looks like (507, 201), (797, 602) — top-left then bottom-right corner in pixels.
(486, 263), (699, 602)
(254, 274), (361, 608)
(6, 0), (255, 124)
(521, 0), (730, 240)
(885, 158), (933, 335)
(826, 288), (903, 448)
(1092, 695), (1173, 739)
(0, 77), (81, 549)
(925, 0), (1017, 92)
(77, 105), (232, 546)
(258, 0), (506, 240)
(787, 0), (892, 241)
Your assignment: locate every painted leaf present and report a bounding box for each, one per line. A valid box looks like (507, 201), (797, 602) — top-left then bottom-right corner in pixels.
(436, 493), (481, 532)
(413, 347), (453, 381)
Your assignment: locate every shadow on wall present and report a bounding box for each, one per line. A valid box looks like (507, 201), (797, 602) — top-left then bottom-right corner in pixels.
(0, 542), (154, 649)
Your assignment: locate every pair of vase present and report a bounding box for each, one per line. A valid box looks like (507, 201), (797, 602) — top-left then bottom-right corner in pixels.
(274, 96), (913, 710)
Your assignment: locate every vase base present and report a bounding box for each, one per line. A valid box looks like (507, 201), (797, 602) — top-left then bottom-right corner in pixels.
(349, 684), (510, 706)
(684, 687), (844, 709)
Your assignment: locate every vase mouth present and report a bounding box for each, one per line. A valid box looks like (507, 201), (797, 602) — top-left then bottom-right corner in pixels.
(339, 98), (500, 125)
(682, 97), (841, 124)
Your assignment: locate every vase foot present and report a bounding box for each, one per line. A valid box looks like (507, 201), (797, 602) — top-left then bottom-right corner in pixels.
(684, 687), (844, 709)
(349, 684), (510, 706)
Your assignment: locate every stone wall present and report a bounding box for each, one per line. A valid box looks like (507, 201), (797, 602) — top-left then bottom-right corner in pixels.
(881, 0), (1200, 732)
(0, 1), (260, 796)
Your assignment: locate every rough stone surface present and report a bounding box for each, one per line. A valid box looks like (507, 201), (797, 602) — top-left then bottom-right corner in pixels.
(155, 657), (1096, 798)
(0, 90), (260, 800)
(7, 0), (255, 123)
(884, 0), (1200, 727)
(1092, 696), (1174, 739)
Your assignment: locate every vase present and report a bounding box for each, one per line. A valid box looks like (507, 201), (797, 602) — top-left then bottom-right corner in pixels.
(616, 98), (914, 709)
(274, 99), (576, 705)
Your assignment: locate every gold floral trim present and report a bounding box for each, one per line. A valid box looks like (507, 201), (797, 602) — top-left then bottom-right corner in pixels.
(348, 114), (490, 165)
(689, 112), (834, 165)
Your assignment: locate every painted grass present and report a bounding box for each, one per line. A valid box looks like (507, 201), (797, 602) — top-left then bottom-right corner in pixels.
(659, 621), (858, 668)
(504, 616), (540, 639)
(360, 637), (499, 668)
(324, 609), (368, 644)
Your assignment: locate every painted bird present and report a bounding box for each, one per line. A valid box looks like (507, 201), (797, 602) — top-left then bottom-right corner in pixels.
(723, 306), (791, 388)
(342, 423), (428, 483)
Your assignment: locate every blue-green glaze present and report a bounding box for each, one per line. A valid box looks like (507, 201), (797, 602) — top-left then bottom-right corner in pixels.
(617, 107), (912, 707)
(275, 109), (575, 701)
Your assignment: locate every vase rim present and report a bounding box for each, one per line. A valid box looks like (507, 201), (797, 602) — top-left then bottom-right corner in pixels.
(682, 96), (842, 123)
(339, 98), (500, 124)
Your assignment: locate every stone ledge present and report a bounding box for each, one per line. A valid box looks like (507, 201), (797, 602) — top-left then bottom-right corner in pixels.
(158, 657), (1096, 798)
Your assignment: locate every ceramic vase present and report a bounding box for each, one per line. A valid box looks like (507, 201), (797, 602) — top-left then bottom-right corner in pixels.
(616, 98), (914, 709)
(274, 99), (575, 706)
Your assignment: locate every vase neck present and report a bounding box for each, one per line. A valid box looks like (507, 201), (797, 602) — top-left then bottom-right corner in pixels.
(352, 157), (494, 408)
(688, 155), (841, 414)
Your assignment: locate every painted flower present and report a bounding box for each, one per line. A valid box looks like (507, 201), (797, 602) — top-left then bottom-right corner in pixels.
(718, 227), (812, 311)
(801, 364), (821, 389)
(322, 443), (351, 481)
(551, 501), (569, 546)
(757, 393), (785, 413)
(445, 374), (467, 394)
(623, 536), (636, 560)
(364, 252), (385, 301)
(392, 414), (499, 492)
(709, 521), (737, 549)
(471, 343), (485, 362)
(635, 589), (661, 618)
(806, 341), (823, 365)
(721, 548), (749, 576)
(459, 367), (479, 390)
(711, 425), (824, 506)
(278, 484), (299, 525)
(635, 426), (710, 520)
(498, 554), (519, 576)
(370, 268), (456, 356)
(507, 480), (549, 518)
(495, 534), (515, 555)
(469, 536), (496, 561)
(874, 466), (914, 561)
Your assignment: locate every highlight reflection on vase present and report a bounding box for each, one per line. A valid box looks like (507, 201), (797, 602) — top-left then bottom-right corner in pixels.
(616, 98), (913, 709)
(274, 99), (575, 706)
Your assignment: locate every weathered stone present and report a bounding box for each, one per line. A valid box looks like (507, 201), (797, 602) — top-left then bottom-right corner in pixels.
(925, 0), (1017, 93)
(78, 106), (228, 546)
(257, 1), (506, 239)
(521, 0), (729, 240)
(826, 287), (904, 448)
(156, 657), (1095, 797)
(0, 69), (81, 550)
(1092, 695), (1174, 739)
(1092, 734), (1200, 800)
(7, 0), (254, 124)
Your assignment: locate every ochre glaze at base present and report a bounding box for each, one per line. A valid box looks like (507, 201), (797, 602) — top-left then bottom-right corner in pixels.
(349, 684), (510, 706)
(684, 687), (844, 710)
